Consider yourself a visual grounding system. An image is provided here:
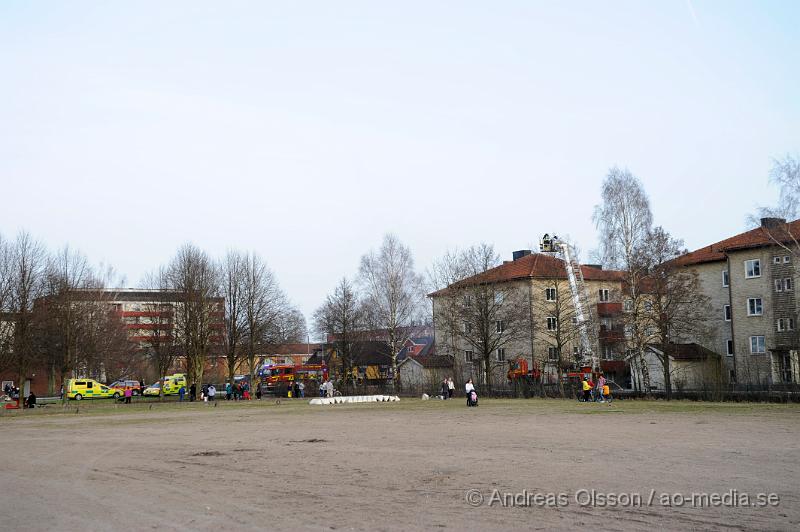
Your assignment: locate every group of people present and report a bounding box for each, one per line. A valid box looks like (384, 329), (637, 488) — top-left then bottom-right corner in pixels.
(581, 374), (612, 403)
(439, 377), (456, 399)
(224, 381), (253, 400)
(318, 379), (335, 398)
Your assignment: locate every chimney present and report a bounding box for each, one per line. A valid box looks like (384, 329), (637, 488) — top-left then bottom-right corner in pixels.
(761, 217), (786, 229)
(512, 249), (532, 261)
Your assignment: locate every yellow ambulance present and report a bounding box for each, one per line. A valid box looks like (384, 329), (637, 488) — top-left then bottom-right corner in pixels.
(143, 373), (187, 396)
(65, 379), (121, 400)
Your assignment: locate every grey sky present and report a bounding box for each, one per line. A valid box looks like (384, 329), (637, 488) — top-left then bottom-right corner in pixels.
(1, 1), (798, 321)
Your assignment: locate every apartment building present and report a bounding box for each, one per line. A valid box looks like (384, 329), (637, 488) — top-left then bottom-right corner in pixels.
(429, 250), (626, 387)
(675, 217), (800, 385)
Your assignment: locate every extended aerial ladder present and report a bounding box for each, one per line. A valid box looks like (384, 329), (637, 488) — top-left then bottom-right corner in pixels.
(539, 234), (600, 373)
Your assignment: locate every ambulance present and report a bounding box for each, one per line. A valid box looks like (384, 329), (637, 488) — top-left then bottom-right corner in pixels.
(65, 379), (120, 400)
(143, 373), (187, 396)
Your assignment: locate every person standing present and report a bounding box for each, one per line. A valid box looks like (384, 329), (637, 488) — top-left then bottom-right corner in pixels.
(441, 379), (449, 400)
(326, 380), (334, 398)
(124, 387), (132, 404)
(596, 374), (606, 403)
(447, 378), (455, 399)
(225, 382), (232, 400)
(189, 383), (197, 402)
(207, 384), (216, 401)
(178, 385), (186, 402)
(581, 377), (591, 402)
(298, 381), (305, 398)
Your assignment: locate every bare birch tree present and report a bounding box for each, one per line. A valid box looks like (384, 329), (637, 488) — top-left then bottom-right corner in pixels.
(593, 167), (655, 391)
(358, 234), (424, 385)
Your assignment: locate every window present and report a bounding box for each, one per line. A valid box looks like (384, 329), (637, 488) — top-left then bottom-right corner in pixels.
(546, 317), (557, 330)
(496, 320), (506, 333)
(548, 347), (559, 361)
(745, 259), (761, 278)
(572, 316), (578, 325)
(644, 301), (653, 312)
(726, 340), (733, 356)
(747, 298), (763, 316)
(785, 278), (793, 291)
(463, 295), (472, 307)
(86, 381), (93, 389)
(545, 288), (556, 301)
(494, 292), (504, 305)
(774, 256), (782, 265)
(573, 346), (580, 356)
(750, 336), (766, 354)
(602, 345), (613, 360)
(775, 279), (784, 292)
(465, 350), (474, 362)
(463, 322), (472, 333)
(784, 255), (791, 264)
(623, 299), (633, 312)
(496, 348), (506, 361)
(722, 270), (729, 287)
(724, 305), (731, 321)
(777, 318), (795, 332)
(598, 289), (609, 302)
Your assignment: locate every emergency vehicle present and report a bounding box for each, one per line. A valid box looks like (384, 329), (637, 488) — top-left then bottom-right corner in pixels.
(259, 362), (327, 395)
(65, 378), (120, 400)
(143, 373), (187, 396)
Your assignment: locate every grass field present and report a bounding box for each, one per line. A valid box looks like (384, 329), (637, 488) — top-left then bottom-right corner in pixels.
(2, 398), (798, 531)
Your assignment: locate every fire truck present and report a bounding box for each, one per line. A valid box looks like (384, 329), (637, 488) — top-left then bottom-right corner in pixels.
(258, 362), (328, 395)
(506, 357), (541, 383)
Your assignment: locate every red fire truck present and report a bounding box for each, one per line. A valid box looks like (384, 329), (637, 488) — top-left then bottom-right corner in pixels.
(259, 362), (328, 395)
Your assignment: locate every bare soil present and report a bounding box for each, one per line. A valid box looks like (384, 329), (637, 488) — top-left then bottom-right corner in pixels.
(1, 399), (798, 531)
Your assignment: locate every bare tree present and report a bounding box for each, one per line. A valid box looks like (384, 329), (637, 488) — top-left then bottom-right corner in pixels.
(221, 250), (248, 389)
(141, 267), (179, 394)
(0, 234), (14, 375)
(37, 246), (95, 394)
(635, 227), (712, 400)
(358, 234), (424, 386)
(314, 278), (365, 384)
(7, 231), (48, 394)
(241, 252), (292, 390)
(593, 167), (655, 391)
(166, 244), (220, 388)
(430, 244), (530, 390)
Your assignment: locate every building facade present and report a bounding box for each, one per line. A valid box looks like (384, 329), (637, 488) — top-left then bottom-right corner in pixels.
(675, 218), (800, 385)
(429, 250), (626, 387)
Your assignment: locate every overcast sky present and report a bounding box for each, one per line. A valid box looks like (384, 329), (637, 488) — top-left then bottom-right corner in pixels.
(1, 1), (798, 321)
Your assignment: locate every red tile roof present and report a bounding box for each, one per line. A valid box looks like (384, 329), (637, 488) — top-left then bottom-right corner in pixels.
(675, 219), (800, 266)
(429, 253), (625, 296)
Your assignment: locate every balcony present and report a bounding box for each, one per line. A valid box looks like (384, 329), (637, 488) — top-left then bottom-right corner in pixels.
(597, 302), (622, 317)
(599, 324), (625, 342)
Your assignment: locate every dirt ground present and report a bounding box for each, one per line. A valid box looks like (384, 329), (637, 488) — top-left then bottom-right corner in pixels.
(0, 398), (798, 531)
